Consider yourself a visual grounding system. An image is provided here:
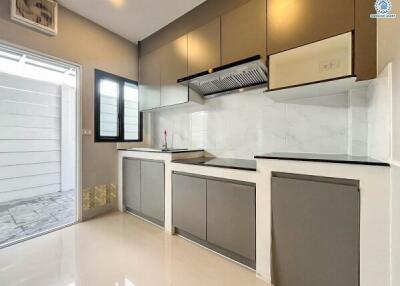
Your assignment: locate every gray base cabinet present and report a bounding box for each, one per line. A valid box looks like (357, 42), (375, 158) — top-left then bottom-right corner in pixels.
(172, 172), (256, 268)
(207, 179), (256, 261)
(123, 158), (165, 226)
(271, 172), (360, 286)
(141, 160), (165, 224)
(123, 158), (141, 212)
(172, 173), (206, 240)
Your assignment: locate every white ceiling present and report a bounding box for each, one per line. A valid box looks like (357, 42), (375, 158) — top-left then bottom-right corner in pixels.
(58, 0), (206, 43)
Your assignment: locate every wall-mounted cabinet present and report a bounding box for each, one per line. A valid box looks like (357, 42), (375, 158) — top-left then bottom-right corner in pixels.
(221, 0), (266, 65)
(267, 0), (355, 55)
(139, 50), (161, 111)
(139, 0), (376, 102)
(269, 32), (353, 90)
(160, 35), (189, 107)
(139, 35), (202, 111)
(266, 0), (376, 90)
(188, 17), (221, 75)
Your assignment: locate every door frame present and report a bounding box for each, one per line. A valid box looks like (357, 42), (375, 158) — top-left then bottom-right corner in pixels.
(0, 40), (83, 222)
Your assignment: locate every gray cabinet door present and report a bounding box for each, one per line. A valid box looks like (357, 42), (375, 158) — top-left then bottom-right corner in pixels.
(139, 50), (161, 111)
(140, 160), (165, 224)
(188, 18), (221, 75)
(271, 175), (359, 286)
(160, 35), (189, 107)
(123, 158), (141, 212)
(172, 173), (206, 240)
(206, 179), (256, 260)
(221, 0), (266, 65)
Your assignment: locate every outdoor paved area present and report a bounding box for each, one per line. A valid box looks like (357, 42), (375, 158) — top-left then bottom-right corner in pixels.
(0, 190), (75, 247)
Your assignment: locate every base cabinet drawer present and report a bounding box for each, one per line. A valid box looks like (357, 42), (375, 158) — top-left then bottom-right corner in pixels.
(172, 173), (206, 240)
(172, 172), (256, 268)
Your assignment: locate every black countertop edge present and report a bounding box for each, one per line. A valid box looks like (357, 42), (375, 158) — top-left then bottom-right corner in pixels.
(254, 152), (390, 167)
(118, 149), (204, 154)
(172, 157), (257, 171)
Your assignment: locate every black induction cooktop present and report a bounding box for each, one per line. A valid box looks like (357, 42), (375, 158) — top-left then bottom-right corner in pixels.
(172, 157), (257, 171)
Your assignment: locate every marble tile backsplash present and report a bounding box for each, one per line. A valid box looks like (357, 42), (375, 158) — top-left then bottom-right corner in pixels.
(367, 63), (392, 162)
(149, 88), (355, 159)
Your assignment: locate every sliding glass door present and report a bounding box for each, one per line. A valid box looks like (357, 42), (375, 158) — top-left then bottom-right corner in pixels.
(0, 44), (78, 247)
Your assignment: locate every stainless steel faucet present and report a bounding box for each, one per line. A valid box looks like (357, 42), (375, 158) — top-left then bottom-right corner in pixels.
(162, 129), (168, 151)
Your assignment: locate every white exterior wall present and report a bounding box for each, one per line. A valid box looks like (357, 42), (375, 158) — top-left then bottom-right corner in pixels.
(0, 73), (75, 202)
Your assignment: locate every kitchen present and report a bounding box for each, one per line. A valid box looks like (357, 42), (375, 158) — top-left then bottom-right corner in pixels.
(0, 0), (399, 286)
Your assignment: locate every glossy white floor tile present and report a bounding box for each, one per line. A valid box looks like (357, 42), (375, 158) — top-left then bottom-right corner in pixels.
(0, 212), (270, 286)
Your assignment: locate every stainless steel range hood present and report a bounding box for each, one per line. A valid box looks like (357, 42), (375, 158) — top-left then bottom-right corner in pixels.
(177, 55), (268, 97)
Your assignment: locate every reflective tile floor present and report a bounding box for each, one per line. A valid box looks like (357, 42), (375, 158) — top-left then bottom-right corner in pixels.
(0, 190), (75, 247)
(0, 212), (271, 286)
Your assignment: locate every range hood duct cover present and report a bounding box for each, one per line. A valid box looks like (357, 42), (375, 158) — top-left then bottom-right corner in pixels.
(177, 55), (268, 97)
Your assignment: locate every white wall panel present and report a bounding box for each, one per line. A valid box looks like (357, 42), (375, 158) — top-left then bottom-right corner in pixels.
(0, 127), (60, 140)
(0, 173), (60, 193)
(0, 86), (60, 106)
(0, 114), (59, 129)
(0, 184), (60, 202)
(0, 73), (60, 95)
(0, 151), (60, 166)
(61, 85), (76, 192)
(0, 140), (60, 152)
(0, 162), (60, 180)
(0, 101), (60, 118)
(0, 71), (66, 201)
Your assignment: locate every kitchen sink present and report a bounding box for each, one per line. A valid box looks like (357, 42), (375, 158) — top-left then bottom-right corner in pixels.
(128, 147), (189, 152)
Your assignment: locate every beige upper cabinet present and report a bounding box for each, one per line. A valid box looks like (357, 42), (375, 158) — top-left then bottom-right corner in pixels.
(188, 18), (221, 75)
(139, 49), (161, 111)
(160, 35), (189, 106)
(221, 0), (266, 65)
(267, 0), (354, 55)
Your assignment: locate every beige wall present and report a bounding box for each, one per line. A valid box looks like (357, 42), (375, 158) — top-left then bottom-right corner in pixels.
(378, 6), (400, 161)
(377, 3), (400, 286)
(0, 2), (138, 213)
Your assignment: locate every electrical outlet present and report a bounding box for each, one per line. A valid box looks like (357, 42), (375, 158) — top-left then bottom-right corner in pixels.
(319, 59), (341, 72)
(82, 129), (92, 136)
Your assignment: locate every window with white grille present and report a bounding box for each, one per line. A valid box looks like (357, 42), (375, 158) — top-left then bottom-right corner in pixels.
(95, 70), (141, 142)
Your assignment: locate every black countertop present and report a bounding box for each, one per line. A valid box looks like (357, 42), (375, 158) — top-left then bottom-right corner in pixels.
(254, 152), (390, 167)
(172, 157), (257, 171)
(118, 148), (204, 154)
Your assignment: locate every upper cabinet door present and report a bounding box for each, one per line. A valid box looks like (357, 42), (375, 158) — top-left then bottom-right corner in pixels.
(139, 50), (161, 111)
(221, 0), (266, 65)
(160, 35), (189, 107)
(188, 18), (221, 75)
(267, 0), (355, 55)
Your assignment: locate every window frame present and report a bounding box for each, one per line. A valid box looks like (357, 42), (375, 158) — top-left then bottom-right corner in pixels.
(94, 69), (142, 142)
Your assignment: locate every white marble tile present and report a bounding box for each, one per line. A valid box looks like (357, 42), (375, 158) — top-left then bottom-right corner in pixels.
(348, 88), (368, 156)
(148, 86), (387, 158)
(367, 63), (392, 161)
